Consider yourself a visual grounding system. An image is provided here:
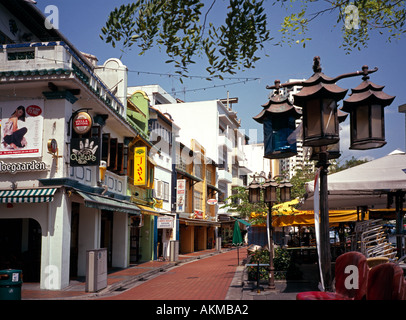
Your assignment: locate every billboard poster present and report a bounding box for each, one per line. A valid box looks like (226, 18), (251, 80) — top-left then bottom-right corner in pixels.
(176, 179), (186, 213)
(0, 101), (44, 158)
(70, 138), (100, 167)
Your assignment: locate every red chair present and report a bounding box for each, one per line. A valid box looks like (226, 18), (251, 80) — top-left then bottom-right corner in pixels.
(366, 263), (406, 300)
(297, 251), (369, 300)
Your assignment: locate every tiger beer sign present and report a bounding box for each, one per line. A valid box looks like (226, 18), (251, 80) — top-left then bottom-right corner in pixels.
(133, 146), (146, 186)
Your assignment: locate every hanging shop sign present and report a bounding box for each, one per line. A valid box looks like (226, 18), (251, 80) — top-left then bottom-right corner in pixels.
(0, 160), (47, 174)
(157, 216), (174, 229)
(47, 138), (58, 154)
(207, 198), (218, 205)
(72, 111), (92, 135)
(0, 100), (44, 158)
(70, 138), (100, 166)
(176, 179), (186, 213)
(194, 210), (204, 219)
(133, 146), (147, 185)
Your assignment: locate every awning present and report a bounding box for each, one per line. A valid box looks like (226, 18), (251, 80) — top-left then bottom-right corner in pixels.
(0, 188), (57, 203)
(272, 209), (365, 227)
(179, 217), (221, 227)
(76, 191), (140, 215)
(137, 204), (161, 216)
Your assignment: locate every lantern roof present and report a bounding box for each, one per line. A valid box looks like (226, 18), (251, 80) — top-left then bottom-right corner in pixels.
(293, 57), (348, 106)
(342, 79), (395, 111)
(253, 80), (302, 124)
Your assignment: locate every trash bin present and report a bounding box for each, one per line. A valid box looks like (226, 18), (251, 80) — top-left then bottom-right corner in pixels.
(0, 269), (22, 300)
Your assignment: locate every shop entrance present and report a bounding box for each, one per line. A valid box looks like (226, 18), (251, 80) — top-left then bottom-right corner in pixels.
(130, 215), (141, 263)
(101, 210), (113, 268)
(0, 218), (42, 282)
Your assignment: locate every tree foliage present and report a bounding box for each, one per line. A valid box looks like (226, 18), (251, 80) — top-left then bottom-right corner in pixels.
(100, 0), (405, 77)
(277, 0), (406, 52)
(100, 0), (270, 80)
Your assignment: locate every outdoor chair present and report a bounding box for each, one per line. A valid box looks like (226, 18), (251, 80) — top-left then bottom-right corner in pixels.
(296, 251), (369, 300)
(366, 262), (406, 300)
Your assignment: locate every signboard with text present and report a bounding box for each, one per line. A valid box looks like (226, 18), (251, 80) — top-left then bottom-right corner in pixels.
(70, 138), (100, 167)
(133, 146), (147, 185)
(157, 216), (174, 229)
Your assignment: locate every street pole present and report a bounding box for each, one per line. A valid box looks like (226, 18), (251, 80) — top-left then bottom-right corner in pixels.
(395, 191), (405, 258)
(268, 202), (275, 290)
(317, 150), (333, 292)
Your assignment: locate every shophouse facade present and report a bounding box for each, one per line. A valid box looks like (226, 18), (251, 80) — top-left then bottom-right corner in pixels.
(0, 1), (143, 290)
(154, 97), (252, 246)
(175, 140), (221, 253)
(128, 85), (223, 254)
(148, 105), (180, 260)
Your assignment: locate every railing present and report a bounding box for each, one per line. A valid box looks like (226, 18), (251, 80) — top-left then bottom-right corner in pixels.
(0, 41), (126, 117)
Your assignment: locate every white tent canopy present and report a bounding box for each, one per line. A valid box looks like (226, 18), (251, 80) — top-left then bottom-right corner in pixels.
(299, 149), (406, 210)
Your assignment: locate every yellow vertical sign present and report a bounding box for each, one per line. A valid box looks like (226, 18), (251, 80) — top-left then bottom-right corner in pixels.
(134, 146), (146, 185)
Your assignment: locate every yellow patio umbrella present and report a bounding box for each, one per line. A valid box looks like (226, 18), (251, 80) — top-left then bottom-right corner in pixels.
(271, 199), (365, 227)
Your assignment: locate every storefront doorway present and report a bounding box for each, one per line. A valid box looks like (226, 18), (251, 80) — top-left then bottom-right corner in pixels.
(0, 218), (42, 282)
(101, 210), (113, 268)
(130, 215), (141, 263)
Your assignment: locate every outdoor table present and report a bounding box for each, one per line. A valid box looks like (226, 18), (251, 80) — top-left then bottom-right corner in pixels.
(246, 262), (270, 293)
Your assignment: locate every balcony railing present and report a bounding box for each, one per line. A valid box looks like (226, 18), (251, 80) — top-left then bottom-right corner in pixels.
(0, 41), (125, 117)
(218, 135), (233, 152)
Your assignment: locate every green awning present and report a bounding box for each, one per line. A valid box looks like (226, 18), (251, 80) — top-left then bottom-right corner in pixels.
(76, 191), (140, 215)
(0, 188), (57, 203)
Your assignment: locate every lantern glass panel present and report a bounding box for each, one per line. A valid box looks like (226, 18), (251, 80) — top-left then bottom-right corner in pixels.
(306, 99), (321, 137)
(264, 185), (277, 203)
(355, 105), (369, 140)
(323, 99), (338, 135)
(371, 104), (383, 138)
(280, 187), (287, 202)
(249, 187), (261, 203)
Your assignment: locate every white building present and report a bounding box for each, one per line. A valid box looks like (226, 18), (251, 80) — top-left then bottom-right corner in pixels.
(0, 1), (142, 289)
(153, 96), (251, 217)
(279, 79), (315, 178)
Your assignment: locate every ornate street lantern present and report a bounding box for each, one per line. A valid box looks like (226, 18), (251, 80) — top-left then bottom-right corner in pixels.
(293, 57), (348, 147)
(279, 179), (293, 203)
(262, 173), (278, 203)
(342, 66), (395, 150)
(253, 80), (302, 159)
(248, 175), (262, 203)
(310, 109), (348, 160)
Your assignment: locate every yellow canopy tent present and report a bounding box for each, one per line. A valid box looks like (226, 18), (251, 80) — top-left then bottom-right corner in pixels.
(271, 199), (368, 227)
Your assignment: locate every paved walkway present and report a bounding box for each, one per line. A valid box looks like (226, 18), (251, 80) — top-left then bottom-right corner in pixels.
(99, 249), (240, 300)
(21, 247), (319, 300)
(21, 248), (225, 300)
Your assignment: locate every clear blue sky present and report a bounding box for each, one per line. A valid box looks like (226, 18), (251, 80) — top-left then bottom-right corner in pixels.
(35, 0), (406, 163)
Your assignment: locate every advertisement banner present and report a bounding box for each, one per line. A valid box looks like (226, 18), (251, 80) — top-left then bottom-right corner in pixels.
(176, 179), (186, 213)
(70, 138), (100, 167)
(133, 146), (147, 185)
(0, 101), (44, 158)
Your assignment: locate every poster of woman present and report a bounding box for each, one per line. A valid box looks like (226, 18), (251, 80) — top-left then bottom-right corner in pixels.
(0, 101), (43, 158)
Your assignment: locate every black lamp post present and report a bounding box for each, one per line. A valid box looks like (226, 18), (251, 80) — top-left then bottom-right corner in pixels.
(248, 173), (292, 290)
(262, 56), (395, 292)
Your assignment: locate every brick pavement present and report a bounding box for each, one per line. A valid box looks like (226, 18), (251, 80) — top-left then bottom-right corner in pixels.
(21, 248), (230, 300)
(98, 249), (241, 300)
